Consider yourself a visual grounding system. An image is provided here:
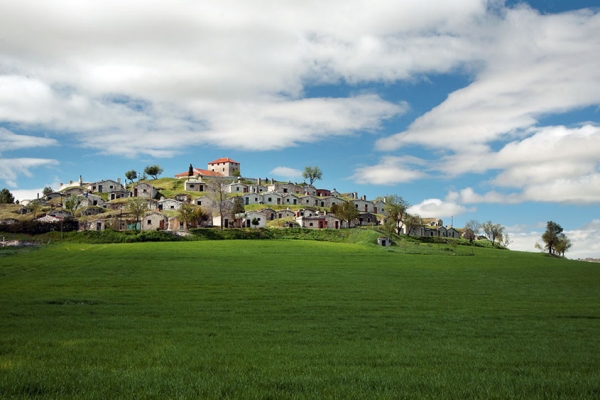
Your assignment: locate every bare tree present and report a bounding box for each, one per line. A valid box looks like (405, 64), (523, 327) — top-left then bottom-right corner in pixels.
(482, 221), (504, 245)
(207, 176), (232, 229)
(463, 220), (481, 242)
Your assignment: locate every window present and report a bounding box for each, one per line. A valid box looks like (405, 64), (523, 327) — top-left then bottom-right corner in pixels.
(309, 222), (314, 226)
(147, 219), (152, 225)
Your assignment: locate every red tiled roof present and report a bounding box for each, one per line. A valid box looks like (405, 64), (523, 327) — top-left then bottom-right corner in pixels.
(174, 168), (223, 178)
(208, 157), (239, 165)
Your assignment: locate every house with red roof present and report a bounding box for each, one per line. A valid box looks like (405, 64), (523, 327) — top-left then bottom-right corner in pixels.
(207, 157), (240, 177)
(174, 157), (241, 178)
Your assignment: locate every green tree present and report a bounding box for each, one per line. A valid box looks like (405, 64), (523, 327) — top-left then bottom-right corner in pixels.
(144, 165), (164, 180)
(0, 188), (15, 204)
(403, 213), (422, 236)
(542, 221), (564, 255)
(231, 196), (245, 219)
(188, 164), (194, 180)
(64, 194), (82, 215)
(125, 170), (138, 184)
(178, 204), (208, 229)
(127, 197), (148, 232)
(382, 195), (410, 235)
(335, 201), (360, 228)
(42, 186), (53, 196)
(302, 166), (323, 186)
(251, 217), (260, 228)
(554, 234), (572, 257)
(27, 200), (43, 218)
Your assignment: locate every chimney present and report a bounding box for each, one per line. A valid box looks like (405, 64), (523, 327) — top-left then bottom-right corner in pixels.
(117, 178), (121, 184)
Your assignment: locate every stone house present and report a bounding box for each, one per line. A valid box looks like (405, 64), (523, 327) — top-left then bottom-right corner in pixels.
(300, 184), (317, 196)
(158, 198), (183, 211)
(79, 193), (106, 208)
(88, 179), (124, 194)
(207, 157), (240, 177)
(377, 237), (392, 246)
(300, 195), (318, 207)
(194, 196), (215, 209)
(242, 193), (263, 205)
(356, 212), (380, 226)
(295, 208), (317, 218)
(267, 182), (303, 195)
(227, 181), (249, 194)
(296, 213), (341, 229)
(62, 187), (86, 197)
(184, 179), (207, 192)
(44, 192), (63, 201)
(110, 190), (132, 201)
(373, 200), (386, 214)
(351, 199), (375, 213)
(81, 219), (108, 231)
(141, 212), (168, 231)
(262, 192), (283, 206)
(282, 194), (300, 206)
(239, 211), (268, 228)
(132, 183), (158, 199)
(275, 209), (296, 219)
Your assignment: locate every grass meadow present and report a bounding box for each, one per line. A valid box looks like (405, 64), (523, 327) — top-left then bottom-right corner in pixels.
(1, 240), (599, 399)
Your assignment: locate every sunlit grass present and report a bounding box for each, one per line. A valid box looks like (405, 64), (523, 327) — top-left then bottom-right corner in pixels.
(1, 241), (599, 399)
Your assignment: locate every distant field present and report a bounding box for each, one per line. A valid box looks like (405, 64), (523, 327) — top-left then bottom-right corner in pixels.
(1, 241), (599, 399)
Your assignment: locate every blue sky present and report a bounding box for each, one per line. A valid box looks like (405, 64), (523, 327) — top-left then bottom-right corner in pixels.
(1, 0), (599, 258)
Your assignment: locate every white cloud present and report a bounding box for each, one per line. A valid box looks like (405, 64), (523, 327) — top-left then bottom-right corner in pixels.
(270, 166), (303, 180)
(376, 8), (600, 152)
(351, 156), (427, 185)
(370, 6), (600, 204)
(0, 0), (486, 157)
(407, 198), (473, 219)
(0, 158), (59, 187)
(0, 128), (57, 154)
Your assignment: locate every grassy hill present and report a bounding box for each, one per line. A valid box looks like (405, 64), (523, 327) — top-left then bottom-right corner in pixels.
(1, 239), (598, 399)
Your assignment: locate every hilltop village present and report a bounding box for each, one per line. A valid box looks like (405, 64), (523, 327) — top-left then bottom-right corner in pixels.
(2, 157), (461, 239)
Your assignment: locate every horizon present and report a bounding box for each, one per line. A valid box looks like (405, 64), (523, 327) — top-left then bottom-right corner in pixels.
(1, 0), (599, 258)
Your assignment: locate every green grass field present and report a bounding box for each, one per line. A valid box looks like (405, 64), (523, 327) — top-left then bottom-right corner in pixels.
(1, 240), (599, 399)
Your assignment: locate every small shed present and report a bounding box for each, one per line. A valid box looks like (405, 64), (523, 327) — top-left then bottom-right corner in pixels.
(377, 237), (392, 247)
